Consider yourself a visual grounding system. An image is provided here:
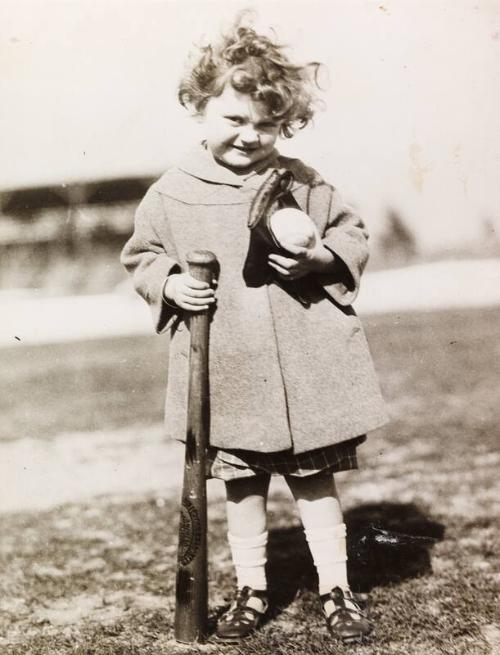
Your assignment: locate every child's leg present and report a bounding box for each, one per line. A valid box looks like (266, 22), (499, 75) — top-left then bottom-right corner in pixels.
(216, 475), (270, 641)
(286, 471), (372, 641)
(225, 474), (271, 591)
(285, 471), (347, 593)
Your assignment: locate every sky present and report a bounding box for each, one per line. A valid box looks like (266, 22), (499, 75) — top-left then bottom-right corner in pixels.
(1, 0), (499, 250)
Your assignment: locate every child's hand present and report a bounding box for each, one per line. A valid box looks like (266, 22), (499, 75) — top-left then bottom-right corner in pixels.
(163, 273), (216, 311)
(268, 242), (335, 281)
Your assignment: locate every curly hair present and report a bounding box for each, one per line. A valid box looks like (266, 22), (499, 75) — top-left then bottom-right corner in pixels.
(178, 19), (322, 138)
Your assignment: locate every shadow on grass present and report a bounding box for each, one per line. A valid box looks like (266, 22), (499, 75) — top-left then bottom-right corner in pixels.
(346, 502), (445, 592)
(266, 502), (445, 615)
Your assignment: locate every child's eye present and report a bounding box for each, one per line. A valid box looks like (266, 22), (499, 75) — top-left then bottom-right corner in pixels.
(259, 122), (279, 130)
(226, 116), (244, 125)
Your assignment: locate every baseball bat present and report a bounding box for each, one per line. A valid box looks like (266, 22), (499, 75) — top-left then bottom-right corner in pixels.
(174, 249), (217, 644)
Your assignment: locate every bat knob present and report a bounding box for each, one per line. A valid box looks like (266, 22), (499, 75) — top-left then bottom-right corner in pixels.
(186, 250), (218, 267)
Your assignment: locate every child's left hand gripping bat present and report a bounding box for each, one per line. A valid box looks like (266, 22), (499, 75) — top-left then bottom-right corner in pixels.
(174, 250), (218, 644)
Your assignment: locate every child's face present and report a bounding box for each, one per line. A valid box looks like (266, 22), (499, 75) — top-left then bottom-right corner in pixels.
(201, 84), (283, 171)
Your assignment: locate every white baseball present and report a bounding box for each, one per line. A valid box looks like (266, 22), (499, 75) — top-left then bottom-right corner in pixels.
(270, 208), (317, 249)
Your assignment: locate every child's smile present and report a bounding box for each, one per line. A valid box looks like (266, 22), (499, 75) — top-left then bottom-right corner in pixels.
(201, 85), (283, 173)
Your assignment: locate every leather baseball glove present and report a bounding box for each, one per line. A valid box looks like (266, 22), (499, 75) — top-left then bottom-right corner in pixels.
(243, 168), (300, 287)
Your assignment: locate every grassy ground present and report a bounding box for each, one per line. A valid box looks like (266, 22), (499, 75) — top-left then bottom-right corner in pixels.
(1, 308), (499, 654)
(0, 334), (169, 441)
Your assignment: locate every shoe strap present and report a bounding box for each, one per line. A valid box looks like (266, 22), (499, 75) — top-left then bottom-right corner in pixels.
(235, 587), (268, 615)
(321, 587), (363, 619)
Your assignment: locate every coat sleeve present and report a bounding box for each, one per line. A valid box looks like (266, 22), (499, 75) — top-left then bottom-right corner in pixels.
(314, 185), (369, 307)
(120, 188), (182, 333)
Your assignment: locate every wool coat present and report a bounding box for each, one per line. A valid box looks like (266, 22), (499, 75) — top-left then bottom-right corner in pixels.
(121, 144), (388, 454)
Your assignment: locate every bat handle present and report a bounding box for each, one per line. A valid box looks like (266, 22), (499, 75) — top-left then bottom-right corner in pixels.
(185, 249), (217, 458)
(174, 249), (217, 645)
(186, 249), (218, 284)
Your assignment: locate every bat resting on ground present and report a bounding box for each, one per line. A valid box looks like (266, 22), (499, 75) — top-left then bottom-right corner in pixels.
(174, 250), (218, 644)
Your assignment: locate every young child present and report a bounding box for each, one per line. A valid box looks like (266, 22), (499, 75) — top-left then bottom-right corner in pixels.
(121, 16), (388, 644)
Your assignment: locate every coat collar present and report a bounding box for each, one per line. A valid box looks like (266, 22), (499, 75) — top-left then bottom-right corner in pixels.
(177, 142), (282, 190)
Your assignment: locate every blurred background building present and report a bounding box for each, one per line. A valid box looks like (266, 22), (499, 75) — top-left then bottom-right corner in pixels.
(1, 0), (499, 295)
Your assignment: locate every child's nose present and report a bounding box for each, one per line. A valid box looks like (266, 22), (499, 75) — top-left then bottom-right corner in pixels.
(239, 126), (260, 146)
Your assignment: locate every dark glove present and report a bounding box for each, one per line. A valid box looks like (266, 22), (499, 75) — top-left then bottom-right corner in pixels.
(243, 168), (300, 287)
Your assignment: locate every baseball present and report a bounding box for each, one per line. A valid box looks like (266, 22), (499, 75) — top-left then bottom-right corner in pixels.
(270, 207), (317, 249)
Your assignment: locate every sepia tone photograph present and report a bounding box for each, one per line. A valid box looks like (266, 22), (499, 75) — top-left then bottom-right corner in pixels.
(1, 1), (499, 653)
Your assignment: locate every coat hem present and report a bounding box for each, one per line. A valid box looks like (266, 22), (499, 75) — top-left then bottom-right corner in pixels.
(167, 411), (389, 455)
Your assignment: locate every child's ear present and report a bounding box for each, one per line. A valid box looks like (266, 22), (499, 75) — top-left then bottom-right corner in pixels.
(183, 100), (204, 122)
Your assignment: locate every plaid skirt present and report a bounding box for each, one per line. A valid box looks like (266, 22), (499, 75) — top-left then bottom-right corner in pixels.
(206, 435), (366, 481)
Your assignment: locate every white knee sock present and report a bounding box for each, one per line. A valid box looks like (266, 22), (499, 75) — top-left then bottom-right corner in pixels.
(228, 531), (268, 591)
(304, 523), (349, 595)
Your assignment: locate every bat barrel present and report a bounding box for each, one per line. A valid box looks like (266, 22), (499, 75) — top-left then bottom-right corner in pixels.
(174, 249), (217, 644)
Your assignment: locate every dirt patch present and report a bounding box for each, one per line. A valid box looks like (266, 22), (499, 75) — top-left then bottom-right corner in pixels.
(0, 425), (183, 513)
